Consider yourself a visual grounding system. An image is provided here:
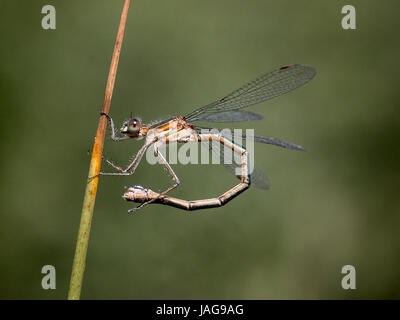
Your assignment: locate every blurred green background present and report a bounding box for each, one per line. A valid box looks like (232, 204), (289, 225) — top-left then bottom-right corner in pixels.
(0, 0), (399, 299)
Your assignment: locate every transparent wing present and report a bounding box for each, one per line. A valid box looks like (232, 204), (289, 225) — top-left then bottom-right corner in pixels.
(192, 110), (263, 122)
(233, 132), (305, 151)
(186, 64), (315, 121)
(200, 134), (270, 190)
(195, 126), (305, 151)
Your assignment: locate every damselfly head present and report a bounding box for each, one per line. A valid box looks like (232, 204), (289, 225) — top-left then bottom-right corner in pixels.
(120, 116), (142, 138)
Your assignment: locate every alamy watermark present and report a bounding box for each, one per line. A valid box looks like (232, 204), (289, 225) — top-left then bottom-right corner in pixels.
(341, 265), (356, 290)
(41, 5), (56, 30)
(341, 5), (356, 30)
(41, 265), (56, 290)
(144, 128), (255, 176)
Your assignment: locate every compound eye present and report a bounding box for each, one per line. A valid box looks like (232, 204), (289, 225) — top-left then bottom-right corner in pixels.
(129, 118), (141, 128)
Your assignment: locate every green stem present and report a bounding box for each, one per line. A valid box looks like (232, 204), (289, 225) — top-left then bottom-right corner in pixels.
(68, 0), (131, 300)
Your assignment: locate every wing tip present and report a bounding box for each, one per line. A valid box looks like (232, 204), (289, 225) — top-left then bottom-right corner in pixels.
(280, 63), (316, 79)
(294, 145), (307, 152)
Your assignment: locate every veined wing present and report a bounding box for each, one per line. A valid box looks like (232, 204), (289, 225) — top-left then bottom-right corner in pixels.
(196, 126), (306, 189)
(195, 126), (305, 151)
(232, 131), (305, 151)
(186, 64), (315, 122)
(192, 110), (263, 122)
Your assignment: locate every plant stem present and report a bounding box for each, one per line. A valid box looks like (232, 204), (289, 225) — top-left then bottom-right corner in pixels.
(68, 0), (131, 300)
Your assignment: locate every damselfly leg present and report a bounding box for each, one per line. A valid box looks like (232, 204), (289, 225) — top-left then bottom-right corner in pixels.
(127, 142), (181, 213)
(88, 141), (153, 181)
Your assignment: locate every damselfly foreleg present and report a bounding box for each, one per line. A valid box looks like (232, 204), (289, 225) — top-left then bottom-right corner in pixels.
(101, 112), (131, 142)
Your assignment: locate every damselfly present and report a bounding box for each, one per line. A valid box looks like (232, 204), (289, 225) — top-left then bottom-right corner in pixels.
(93, 64), (316, 212)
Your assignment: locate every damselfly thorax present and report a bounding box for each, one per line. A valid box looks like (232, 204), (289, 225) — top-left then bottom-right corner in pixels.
(146, 116), (197, 145)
